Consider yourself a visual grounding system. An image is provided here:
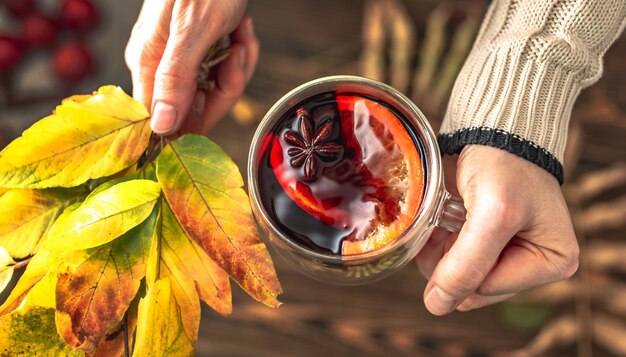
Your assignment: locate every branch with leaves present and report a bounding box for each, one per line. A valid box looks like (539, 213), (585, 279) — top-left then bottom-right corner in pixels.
(0, 86), (282, 356)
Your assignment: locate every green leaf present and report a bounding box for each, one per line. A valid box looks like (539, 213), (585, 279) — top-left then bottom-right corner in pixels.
(44, 179), (161, 251)
(0, 188), (83, 259)
(156, 134), (282, 307)
(0, 306), (84, 357)
(133, 277), (194, 357)
(54, 206), (156, 354)
(0, 86), (151, 189)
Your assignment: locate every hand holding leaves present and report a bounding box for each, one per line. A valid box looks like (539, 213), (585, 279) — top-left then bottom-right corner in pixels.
(0, 86), (282, 356)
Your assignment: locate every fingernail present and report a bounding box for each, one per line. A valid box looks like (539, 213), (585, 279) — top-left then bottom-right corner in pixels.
(192, 91), (205, 117)
(425, 286), (457, 316)
(239, 48), (246, 70)
(151, 102), (178, 134)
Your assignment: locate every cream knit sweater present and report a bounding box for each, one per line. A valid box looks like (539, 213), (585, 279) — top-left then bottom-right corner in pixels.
(438, 0), (626, 184)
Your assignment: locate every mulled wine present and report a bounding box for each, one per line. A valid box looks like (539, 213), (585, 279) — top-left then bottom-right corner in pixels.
(256, 91), (426, 256)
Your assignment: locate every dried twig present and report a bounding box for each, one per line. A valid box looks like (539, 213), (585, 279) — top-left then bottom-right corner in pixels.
(384, 0), (415, 93)
(574, 162), (626, 202)
(412, 4), (450, 102)
(592, 313), (626, 356)
(508, 315), (578, 357)
(586, 241), (626, 273)
(579, 196), (626, 234)
(513, 280), (578, 305)
(430, 7), (481, 111)
(360, 0), (386, 81)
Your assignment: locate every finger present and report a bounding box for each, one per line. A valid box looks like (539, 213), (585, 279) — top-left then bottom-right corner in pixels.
(475, 235), (579, 296)
(456, 292), (516, 312)
(423, 199), (520, 316)
(230, 16), (259, 81)
(180, 18), (259, 135)
(125, 0), (172, 110)
(150, 2), (233, 135)
(182, 42), (249, 135)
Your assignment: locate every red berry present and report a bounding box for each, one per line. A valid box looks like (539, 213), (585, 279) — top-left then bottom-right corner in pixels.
(21, 13), (58, 47)
(60, 0), (99, 31)
(2, 0), (35, 18)
(53, 42), (94, 82)
(0, 35), (25, 71)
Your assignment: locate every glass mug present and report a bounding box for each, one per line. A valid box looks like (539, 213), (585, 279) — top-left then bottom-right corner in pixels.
(247, 75), (466, 285)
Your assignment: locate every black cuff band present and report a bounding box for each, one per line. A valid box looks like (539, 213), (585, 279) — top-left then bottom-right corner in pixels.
(438, 127), (564, 185)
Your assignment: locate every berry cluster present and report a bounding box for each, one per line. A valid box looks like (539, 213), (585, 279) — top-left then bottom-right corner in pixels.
(0, 0), (99, 82)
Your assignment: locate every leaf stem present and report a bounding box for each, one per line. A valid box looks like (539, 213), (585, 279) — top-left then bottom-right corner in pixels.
(123, 313), (130, 357)
(13, 257), (32, 270)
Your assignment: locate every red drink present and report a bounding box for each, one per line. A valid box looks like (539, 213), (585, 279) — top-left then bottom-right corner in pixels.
(257, 91), (426, 256)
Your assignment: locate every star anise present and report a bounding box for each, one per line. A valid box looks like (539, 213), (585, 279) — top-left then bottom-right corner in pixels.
(283, 108), (342, 181)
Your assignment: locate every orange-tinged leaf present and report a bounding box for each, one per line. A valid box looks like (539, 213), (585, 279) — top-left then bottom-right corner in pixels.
(156, 135), (282, 307)
(146, 203), (200, 343)
(44, 179), (161, 252)
(161, 200), (232, 316)
(0, 306), (84, 357)
(0, 86), (150, 189)
(157, 253), (202, 344)
(0, 188), (83, 259)
(133, 277), (194, 357)
(92, 292), (139, 357)
(55, 207), (156, 354)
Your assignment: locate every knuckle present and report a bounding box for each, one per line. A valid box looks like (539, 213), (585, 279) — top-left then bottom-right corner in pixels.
(155, 64), (194, 87)
(438, 262), (485, 297)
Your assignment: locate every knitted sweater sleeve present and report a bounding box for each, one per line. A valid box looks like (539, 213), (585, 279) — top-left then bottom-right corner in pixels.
(438, 0), (626, 184)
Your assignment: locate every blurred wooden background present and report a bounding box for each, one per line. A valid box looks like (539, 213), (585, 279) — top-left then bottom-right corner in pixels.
(2, 0), (625, 356)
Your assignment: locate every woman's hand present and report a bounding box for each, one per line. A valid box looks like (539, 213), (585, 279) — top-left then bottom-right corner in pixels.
(125, 0), (258, 136)
(416, 145), (579, 315)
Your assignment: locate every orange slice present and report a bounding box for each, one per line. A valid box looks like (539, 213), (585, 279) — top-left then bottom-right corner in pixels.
(336, 95), (424, 255)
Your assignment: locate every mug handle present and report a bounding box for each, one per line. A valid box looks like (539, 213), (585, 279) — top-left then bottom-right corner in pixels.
(438, 193), (466, 232)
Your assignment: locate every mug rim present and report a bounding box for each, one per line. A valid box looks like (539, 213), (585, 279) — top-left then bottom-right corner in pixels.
(247, 75), (444, 264)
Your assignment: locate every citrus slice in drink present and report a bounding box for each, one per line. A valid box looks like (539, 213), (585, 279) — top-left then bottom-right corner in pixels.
(336, 95), (424, 255)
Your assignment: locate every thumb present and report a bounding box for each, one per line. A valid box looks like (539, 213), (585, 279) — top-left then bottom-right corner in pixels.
(150, 10), (226, 135)
(150, 38), (205, 135)
(423, 199), (520, 315)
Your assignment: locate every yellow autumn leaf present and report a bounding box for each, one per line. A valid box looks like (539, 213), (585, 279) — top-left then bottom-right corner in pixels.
(144, 199), (229, 344)
(0, 85), (151, 189)
(150, 239), (202, 345)
(147, 203), (200, 344)
(44, 179), (161, 252)
(156, 135), (282, 308)
(54, 206), (156, 354)
(0, 247), (15, 295)
(0, 188), (83, 259)
(0, 249), (55, 316)
(133, 277), (194, 357)
(160, 200), (232, 315)
(0, 306), (85, 357)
